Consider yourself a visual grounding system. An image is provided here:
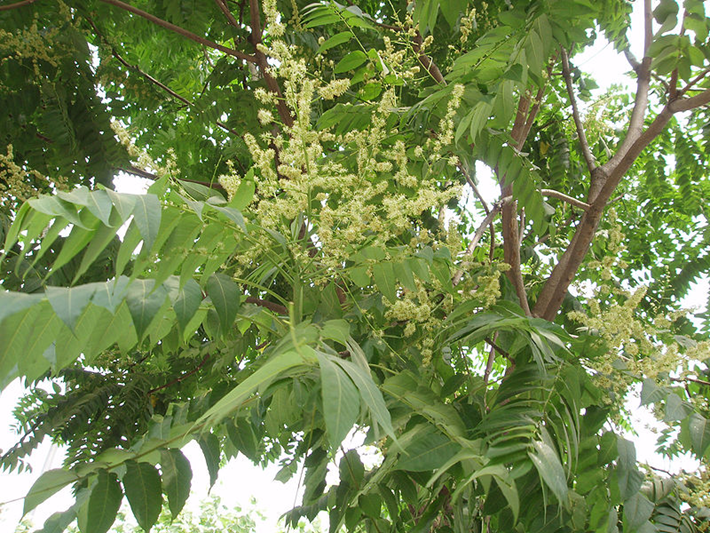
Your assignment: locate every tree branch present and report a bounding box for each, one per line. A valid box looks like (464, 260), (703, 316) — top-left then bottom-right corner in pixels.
(214, 0), (239, 27)
(678, 67), (710, 98)
(452, 197), (512, 286)
(0, 0), (38, 11)
(247, 0), (294, 127)
(86, 16), (246, 143)
(540, 189), (590, 211)
(532, 84), (710, 320)
(244, 296), (289, 315)
(560, 48), (596, 173)
(594, 0), (653, 202)
(117, 166), (227, 191)
(499, 94), (539, 316)
(413, 32), (446, 85)
(99, 0), (256, 64)
(460, 163), (490, 215)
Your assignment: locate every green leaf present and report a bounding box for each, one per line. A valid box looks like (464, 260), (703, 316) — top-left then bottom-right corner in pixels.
(317, 352), (360, 450)
(335, 51), (368, 73)
(198, 433), (221, 489)
(125, 280), (169, 339)
(395, 425), (459, 472)
(106, 190), (137, 222)
(529, 440), (569, 505)
(317, 31), (354, 54)
(320, 319), (350, 345)
(393, 260), (417, 292)
(171, 278), (202, 332)
(83, 471), (123, 533)
(640, 378), (666, 406)
(85, 190), (114, 226)
(333, 357), (395, 441)
(664, 392), (692, 422)
(339, 449), (365, 488)
(348, 266), (370, 287)
(1, 302), (62, 387)
(197, 350), (305, 428)
(131, 194), (162, 252)
(28, 196), (86, 229)
(209, 204), (246, 233)
(205, 273), (240, 335)
(160, 449), (193, 519)
(34, 507), (78, 533)
(45, 285), (97, 332)
(123, 461), (162, 532)
(372, 261), (397, 303)
(51, 220), (101, 275)
(0, 291), (43, 322)
(622, 492), (654, 531)
(24, 468), (79, 516)
(687, 413), (710, 457)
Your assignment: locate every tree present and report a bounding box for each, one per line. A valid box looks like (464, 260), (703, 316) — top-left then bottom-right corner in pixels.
(16, 496), (267, 533)
(1, 0), (710, 531)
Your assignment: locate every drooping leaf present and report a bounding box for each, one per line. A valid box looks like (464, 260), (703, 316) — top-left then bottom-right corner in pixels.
(160, 449), (193, 519)
(123, 461), (162, 532)
(45, 285), (97, 332)
(131, 194), (162, 252)
(529, 440), (569, 505)
(317, 352), (360, 450)
(81, 470), (123, 533)
(333, 357), (395, 440)
(372, 262), (397, 303)
(198, 433), (221, 490)
(205, 273), (240, 335)
(171, 278), (203, 332)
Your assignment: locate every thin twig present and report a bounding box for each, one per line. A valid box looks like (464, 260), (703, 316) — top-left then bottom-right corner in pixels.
(244, 296), (289, 315)
(87, 16), (246, 141)
(452, 197), (512, 286)
(541, 189), (590, 211)
(459, 163), (496, 259)
(214, 0), (239, 27)
(500, 95), (536, 316)
(671, 376), (710, 387)
(117, 166), (227, 190)
(597, 0), (652, 199)
(678, 67), (710, 98)
(483, 333), (498, 389)
(460, 164), (490, 215)
(99, 0), (256, 64)
(560, 48), (596, 173)
(0, 0), (38, 10)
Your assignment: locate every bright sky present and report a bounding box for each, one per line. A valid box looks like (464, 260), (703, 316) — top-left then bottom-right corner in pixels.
(2, 2), (708, 531)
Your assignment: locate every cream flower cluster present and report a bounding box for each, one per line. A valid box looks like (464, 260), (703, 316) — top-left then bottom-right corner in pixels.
(0, 145), (68, 208)
(241, 35), (463, 273)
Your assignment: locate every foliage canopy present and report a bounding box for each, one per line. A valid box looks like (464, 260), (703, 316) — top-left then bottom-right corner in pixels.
(1, 0), (710, 532)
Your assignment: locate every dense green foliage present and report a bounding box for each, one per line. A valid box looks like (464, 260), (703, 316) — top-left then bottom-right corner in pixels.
(1, 0), (710, 532)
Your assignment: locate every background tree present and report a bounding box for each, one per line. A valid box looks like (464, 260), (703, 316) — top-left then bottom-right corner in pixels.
(1, 0), (710, 532)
